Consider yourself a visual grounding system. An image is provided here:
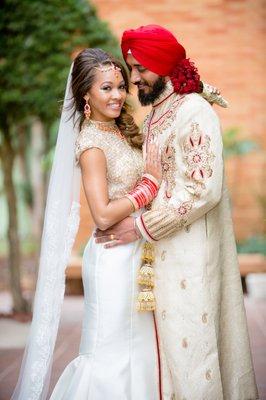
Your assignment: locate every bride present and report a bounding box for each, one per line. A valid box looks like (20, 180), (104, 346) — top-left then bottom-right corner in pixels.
(12, 48), (162, 400)
(49, 49), (162, 399)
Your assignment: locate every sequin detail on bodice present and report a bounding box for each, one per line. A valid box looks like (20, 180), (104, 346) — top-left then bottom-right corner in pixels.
(75, 120), (143, 199)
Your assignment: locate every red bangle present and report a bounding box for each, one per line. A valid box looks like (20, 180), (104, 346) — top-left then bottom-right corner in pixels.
(126, 175), (159, 210)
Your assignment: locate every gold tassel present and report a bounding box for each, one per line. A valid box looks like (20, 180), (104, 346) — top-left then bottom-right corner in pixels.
(142, 242), (155, 263)
(137, 242), (156, 312)
(137, 263), (154, 287)
(137, 288), (156, 312)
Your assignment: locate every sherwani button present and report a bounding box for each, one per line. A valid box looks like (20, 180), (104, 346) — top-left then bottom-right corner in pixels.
(185, 224), (191, 233)
(161, 250), (166, 261)
(162, 310), (166, 320)
(202, 312), (208, 323)
(205, 369), (212, 380)
(180, 279), (187, 289)
(182, 338), (188, 348)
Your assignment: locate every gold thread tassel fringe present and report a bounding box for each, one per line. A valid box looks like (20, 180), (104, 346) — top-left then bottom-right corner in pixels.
(137, 242), (156, 312)
(137, 263), (155, 287)
(137, 289), (156, 311)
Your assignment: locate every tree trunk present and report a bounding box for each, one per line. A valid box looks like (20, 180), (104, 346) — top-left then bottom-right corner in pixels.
(43, 123), (51, 198)
(30, 119), (45, 243)
(17, 123), (35, 233)
(0, 127), (28, 313)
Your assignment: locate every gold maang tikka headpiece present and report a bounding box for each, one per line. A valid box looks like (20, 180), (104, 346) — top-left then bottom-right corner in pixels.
(95, 63), (121, 79)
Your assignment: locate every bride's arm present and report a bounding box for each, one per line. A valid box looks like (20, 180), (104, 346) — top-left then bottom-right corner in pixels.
(80, 144), (161, 231)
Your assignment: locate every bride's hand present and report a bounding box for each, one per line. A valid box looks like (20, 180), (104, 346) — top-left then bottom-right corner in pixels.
(144, 140), (162, 183)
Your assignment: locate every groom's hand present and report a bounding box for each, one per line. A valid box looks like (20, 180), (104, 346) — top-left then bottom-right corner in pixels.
(94, 217), (139, 248)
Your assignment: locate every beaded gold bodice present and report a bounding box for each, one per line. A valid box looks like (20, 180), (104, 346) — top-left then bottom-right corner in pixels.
(75, 120), (143, 200)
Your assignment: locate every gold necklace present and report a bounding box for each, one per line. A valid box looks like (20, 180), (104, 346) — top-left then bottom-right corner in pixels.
(90, 120), (125, 140)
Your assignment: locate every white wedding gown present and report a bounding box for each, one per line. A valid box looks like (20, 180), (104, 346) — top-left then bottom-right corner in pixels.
(49, 120), (161, 399)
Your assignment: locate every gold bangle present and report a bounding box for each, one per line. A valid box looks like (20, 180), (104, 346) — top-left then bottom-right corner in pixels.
(134, 218), (142, 239)
(125, 194), (137, 212)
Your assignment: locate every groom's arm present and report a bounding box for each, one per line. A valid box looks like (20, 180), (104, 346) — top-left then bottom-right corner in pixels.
(94, 216), (139, 247)
(137, 100), (223, 242)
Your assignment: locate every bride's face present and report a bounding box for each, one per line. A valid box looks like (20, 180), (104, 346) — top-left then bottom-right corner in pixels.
(86, 68), (127, 122)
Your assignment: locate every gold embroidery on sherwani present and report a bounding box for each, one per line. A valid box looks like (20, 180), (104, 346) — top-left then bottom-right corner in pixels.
(141, 122), (215, 240)
(183, 122), (215, 195)
(148, 97), (187, 139)
(177, 201), (193, 217)
(144, 98), (188, 200)
(141, 114), (150, 142)
(162, 132), (176, 199)
(172, 123), (215, 222)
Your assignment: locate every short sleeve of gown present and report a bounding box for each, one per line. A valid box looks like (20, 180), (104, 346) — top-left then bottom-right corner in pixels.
(75, 129), (106, 165)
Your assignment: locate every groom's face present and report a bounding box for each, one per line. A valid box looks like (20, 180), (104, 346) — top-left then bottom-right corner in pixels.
(126, 54), (166, 106)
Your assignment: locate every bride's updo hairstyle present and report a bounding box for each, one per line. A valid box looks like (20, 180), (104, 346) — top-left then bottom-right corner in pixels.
(71, 48), (143, 149)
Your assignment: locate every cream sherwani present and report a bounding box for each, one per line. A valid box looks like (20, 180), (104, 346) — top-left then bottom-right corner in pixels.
(136, 81), (258, 400)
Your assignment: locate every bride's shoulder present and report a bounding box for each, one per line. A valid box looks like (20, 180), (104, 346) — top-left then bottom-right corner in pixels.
(75, 121), (106, 165)
(77, 121), (107, 146)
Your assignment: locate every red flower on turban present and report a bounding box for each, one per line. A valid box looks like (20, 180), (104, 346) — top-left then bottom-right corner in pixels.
(121, 24), (200, 95)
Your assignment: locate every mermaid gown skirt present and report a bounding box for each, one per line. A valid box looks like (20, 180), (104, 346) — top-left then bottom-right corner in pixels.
(49, 237), (160, 399)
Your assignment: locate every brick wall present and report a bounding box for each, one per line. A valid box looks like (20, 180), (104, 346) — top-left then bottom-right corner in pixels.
(74, 0), (265, 251)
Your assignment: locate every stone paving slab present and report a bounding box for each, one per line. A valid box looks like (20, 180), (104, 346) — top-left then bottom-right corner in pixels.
(0, 295), (265, 400)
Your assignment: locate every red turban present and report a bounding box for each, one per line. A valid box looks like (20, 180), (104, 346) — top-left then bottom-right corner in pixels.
(121, 24), (200, 94)
(121, 24), (186, 76)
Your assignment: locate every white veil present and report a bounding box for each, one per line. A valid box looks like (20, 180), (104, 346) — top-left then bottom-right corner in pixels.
(11, 63), (81, 400)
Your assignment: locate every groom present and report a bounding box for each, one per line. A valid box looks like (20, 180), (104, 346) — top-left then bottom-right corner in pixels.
(95, 25), (258, 399)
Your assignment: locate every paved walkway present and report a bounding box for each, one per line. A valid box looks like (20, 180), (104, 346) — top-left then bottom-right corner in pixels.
(0, 294), (265, 399)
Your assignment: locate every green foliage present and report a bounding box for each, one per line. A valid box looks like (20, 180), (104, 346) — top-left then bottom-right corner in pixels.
(0, 239), (8, 256)
(17, 181), (33, 208)
(222, 128), (258, 158)
(0, 237), (39, 257)
(0, 0), (120, 128)
(237, 235), (266, 256)
(20, 236), (39, 255)
(0, 0), (121, 297)
(0, 0), (120, 233)
(41, 119), (59, 171)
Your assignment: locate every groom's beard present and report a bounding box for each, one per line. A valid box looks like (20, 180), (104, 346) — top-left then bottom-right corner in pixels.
(137, 77), (166, 106)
